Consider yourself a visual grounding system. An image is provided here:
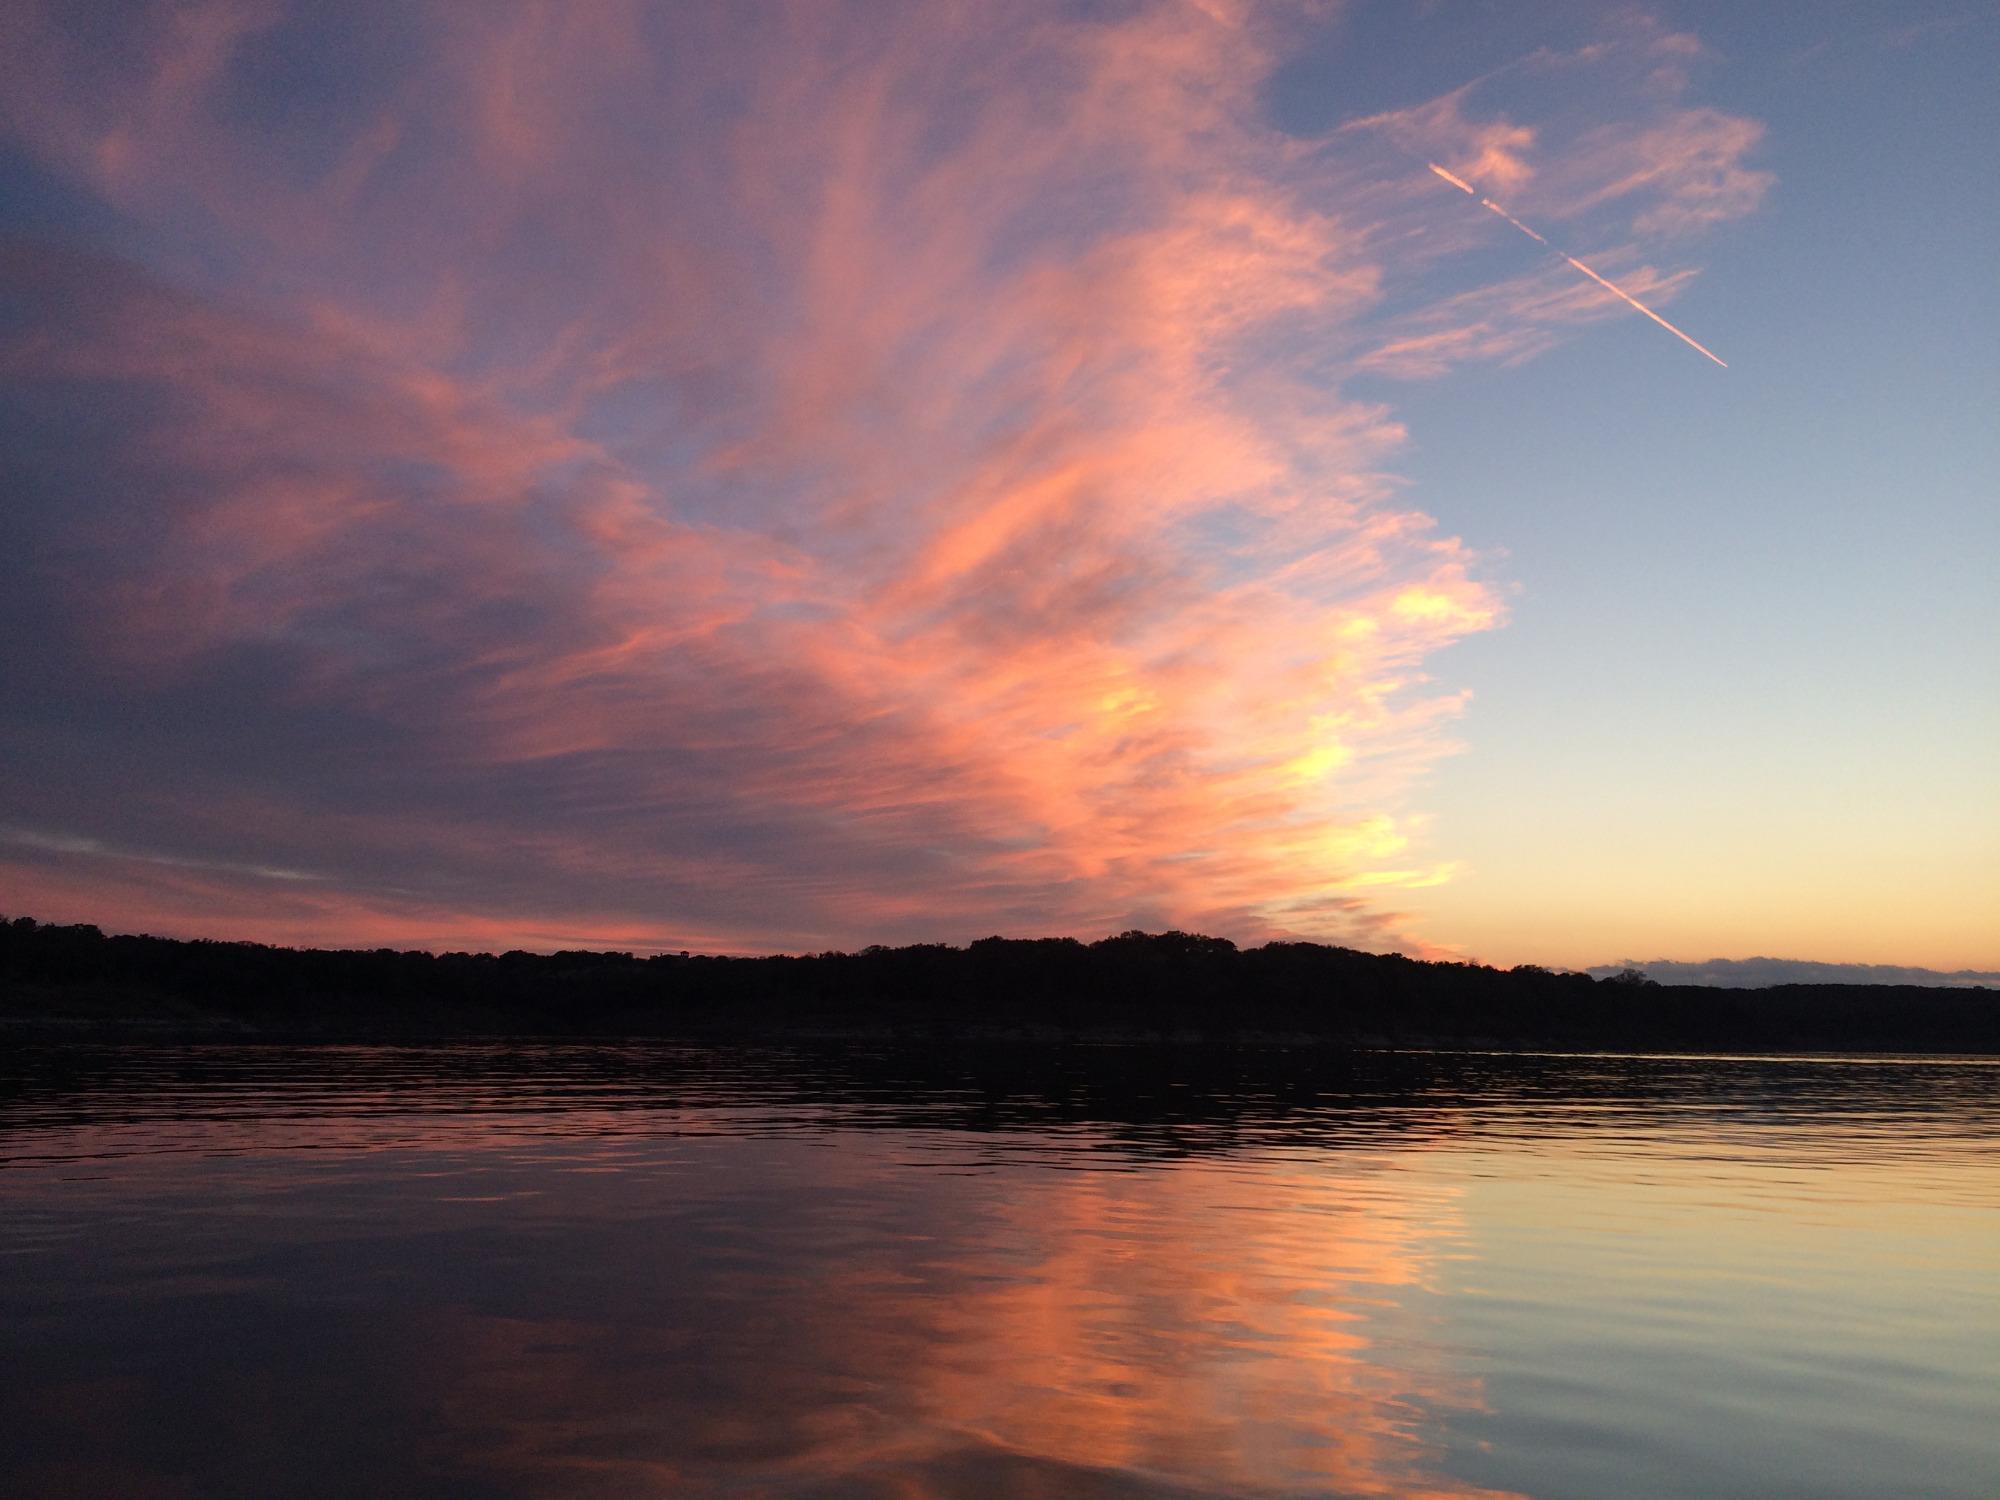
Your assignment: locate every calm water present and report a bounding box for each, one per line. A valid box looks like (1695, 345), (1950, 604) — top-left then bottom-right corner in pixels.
(2, 1044), (1995, 1498)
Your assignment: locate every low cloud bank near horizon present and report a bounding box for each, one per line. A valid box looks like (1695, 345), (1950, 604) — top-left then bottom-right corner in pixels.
(1590, 958), (2000, 990)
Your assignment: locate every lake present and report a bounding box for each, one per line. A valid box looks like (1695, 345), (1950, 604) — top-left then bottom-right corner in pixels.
(2, 1042), (1995, 1498)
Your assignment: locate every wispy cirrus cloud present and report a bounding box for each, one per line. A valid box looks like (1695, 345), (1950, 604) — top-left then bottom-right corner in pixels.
(0, 2), (1765, 953)
(1361, 257), (1704, 377)
(1546, 109), (1773, 237)
(1342, 15), (1766, 378)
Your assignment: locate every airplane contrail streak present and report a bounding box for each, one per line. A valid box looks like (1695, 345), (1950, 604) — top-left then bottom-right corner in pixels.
(1427, 162), (1477, 196)
(1426, 163), (1727, 368)
(1554, 251), (1727, 367)
(1477, 198), (1546, 245)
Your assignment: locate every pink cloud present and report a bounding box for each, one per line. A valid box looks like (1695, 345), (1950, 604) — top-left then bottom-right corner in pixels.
(1550, 110), (1773, 236)
(0, 3), (1766, 955)
(1361, 257), (1704, 377)
(1345, 83), (1541, 195)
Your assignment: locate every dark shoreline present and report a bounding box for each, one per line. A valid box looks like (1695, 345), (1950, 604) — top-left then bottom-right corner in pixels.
(4, 916), (1994, 1054)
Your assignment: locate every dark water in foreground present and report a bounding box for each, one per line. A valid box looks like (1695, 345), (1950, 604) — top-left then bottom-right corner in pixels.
(1, 1045), (1995, 1498)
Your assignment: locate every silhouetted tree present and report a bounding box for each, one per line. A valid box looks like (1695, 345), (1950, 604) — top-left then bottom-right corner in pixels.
(0, 913), (1991, 1051)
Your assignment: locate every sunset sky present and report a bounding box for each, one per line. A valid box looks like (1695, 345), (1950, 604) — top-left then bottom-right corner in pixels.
(1, 1), (1993, 968)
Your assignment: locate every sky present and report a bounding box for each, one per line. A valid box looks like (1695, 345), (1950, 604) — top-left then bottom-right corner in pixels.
(0, 0), (1993, 968)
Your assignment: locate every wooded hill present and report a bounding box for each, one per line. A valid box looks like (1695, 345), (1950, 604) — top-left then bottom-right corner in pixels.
(3, 916), (1993, 1052)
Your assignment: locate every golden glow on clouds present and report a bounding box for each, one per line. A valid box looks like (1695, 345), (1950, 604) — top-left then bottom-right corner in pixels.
(0, 2), (1792, 957)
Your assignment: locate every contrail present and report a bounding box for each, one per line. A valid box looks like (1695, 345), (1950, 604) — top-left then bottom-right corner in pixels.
(1426, 163), (1726, 368)
(1475, 199), (1546, 246)
(1427, 162), (1478, 196)
(1550, 251), (1726, 367)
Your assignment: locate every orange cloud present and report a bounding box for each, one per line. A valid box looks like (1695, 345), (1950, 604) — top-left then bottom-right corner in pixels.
(0, 3), (1767, 955)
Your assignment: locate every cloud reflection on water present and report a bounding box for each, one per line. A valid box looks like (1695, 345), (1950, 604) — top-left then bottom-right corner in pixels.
(6, 1043), (1995, 1497)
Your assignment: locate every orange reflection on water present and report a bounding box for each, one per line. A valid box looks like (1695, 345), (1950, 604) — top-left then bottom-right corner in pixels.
(867, 1155), (1516, 1497)
(10, 1049), (1998, 1497)
(0, 1048), (1532, 1495)
(337, 1133), (1522, 1497)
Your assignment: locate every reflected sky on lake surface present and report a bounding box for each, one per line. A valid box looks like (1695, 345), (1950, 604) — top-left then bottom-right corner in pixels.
(3, 1045), (1996, 1498)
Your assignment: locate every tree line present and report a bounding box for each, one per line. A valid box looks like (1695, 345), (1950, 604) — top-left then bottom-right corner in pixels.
(2, 915), (1993, 1052)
